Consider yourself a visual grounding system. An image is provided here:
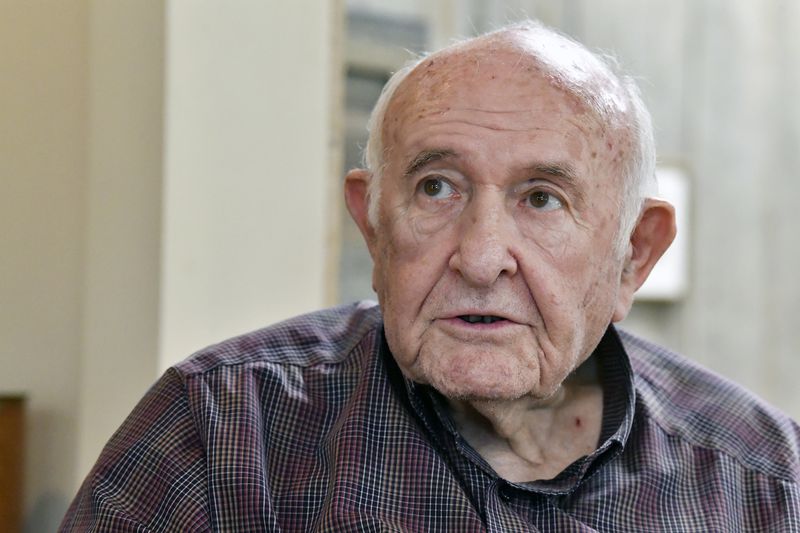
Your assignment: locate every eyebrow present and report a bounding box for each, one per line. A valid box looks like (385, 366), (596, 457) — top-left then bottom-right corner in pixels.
(403, 149), (457, 177)
(527, 162), (579, 183)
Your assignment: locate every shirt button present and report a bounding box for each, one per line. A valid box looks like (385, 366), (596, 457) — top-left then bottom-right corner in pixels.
(498, 487), (511, 502)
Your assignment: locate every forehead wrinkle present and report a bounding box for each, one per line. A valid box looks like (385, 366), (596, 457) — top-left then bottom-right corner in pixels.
(453, 107), (535, 115)
(406, 114), (578, 136)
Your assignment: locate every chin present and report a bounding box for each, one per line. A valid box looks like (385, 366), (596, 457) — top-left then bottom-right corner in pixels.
(414, 350), (542, 401)
(432, 379), (556, 403)
(435, 384), (529, 402)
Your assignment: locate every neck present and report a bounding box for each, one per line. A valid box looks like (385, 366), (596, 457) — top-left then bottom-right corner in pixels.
(446, 360), (604, 482)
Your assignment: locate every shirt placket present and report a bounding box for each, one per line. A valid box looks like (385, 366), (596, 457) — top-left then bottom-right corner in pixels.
(489, 481), (603, 533)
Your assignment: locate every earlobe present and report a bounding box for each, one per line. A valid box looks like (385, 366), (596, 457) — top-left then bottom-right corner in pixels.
(344, 168), (376, 246)
(613, 198), (677, 321)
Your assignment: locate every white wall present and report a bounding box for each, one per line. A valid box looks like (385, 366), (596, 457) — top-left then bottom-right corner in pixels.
(160, 0), (342, 368)
(2, 2), (342, 531)
(77, 0), (165, 482)
(0, 1), (87, 530)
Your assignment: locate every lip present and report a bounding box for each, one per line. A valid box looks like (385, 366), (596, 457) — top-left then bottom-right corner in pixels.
(437, 312), (521, 330)
(433, 316), (523, 343)
(446, 309), (521, 321)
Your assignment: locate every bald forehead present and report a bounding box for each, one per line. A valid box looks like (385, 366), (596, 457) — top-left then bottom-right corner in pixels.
(384, 51), (595, 149)
(384, 28), (631, 137)
(379, 32), (633, 172)
(389, 43), (532, 105)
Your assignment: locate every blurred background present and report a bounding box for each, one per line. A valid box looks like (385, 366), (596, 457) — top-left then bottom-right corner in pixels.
(1, 0), (798, 530)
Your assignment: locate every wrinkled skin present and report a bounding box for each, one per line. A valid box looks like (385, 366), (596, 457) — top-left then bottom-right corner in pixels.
(346, 44), (673, 404)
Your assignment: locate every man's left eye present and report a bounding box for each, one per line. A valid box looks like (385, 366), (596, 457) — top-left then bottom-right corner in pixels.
(527, 190), (562, 211)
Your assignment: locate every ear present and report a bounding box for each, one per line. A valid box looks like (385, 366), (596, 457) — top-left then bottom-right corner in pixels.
(613, 198), (677, 322)
(344, 168), (376, 249)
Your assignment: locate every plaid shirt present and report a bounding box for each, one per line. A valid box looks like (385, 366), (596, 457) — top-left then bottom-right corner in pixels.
(62, 302), (800, 532)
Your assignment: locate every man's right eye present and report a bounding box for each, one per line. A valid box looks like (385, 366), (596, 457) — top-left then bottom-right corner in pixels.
(420, 177), (454, 199)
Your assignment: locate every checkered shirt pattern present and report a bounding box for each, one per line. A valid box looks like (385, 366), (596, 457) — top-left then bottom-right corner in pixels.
(61, 302), (800, 532)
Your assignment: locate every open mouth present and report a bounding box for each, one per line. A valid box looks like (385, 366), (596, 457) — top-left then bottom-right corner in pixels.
(458, 315), (505, 324)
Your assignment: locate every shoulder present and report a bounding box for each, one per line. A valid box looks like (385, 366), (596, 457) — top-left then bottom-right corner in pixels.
(174, 301), (383, 376)
(62, 302), (385, 530)
(618, 328), (800, 482)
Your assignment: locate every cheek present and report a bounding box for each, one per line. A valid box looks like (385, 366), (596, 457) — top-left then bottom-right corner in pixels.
(518, 220), (573, 259)
(521, 231), (620, 327)
(376, 201), (459, 284)
(408, 209), (459, 237)
(568, 252), (623, 355)
(372, 218), (452, 325)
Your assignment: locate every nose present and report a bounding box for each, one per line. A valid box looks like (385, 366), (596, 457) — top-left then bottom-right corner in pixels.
(448, 195), (519, 287)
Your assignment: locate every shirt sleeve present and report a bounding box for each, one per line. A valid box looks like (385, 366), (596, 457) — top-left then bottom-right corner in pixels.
(59, 368), (211, 532)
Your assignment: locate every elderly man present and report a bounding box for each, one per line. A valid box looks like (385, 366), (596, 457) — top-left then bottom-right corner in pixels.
(63, 21), (800, 532)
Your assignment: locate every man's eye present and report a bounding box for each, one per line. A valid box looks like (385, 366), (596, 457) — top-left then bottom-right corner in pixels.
(420, 178), (454, 199)
(527, 190), (563, 211)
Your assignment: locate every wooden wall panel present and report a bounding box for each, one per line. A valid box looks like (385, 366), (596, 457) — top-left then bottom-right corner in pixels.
(0, 396), (25, 533)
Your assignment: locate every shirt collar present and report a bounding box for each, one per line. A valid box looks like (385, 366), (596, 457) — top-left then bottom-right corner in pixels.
(382, 324), (636, 495)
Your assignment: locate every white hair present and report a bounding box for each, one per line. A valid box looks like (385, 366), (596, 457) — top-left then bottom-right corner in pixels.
(363, 20), (657, 253)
